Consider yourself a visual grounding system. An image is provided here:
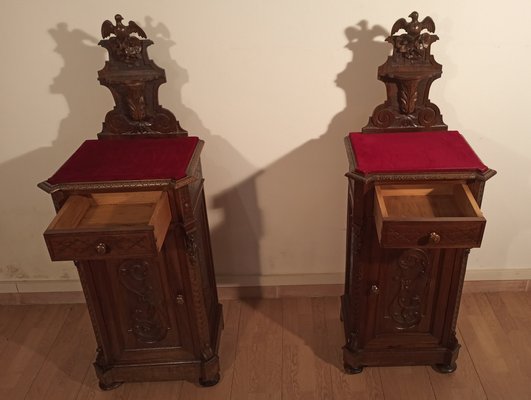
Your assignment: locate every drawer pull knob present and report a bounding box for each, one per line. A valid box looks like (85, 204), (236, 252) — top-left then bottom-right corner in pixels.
(429, 232), (441, 244)
(95, 243), (107, 254)
(370, 285), (380, 294)
(176, 295), (185, 304)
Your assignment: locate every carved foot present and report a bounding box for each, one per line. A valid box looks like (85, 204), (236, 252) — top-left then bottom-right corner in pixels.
(98, 380), (123, 391)
(199, 373), (220, 387)
(344, 363), (363, 374)
(432, 363), (457, 374)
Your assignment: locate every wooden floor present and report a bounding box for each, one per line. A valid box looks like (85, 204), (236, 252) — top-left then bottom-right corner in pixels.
(0, 292), (530, 400)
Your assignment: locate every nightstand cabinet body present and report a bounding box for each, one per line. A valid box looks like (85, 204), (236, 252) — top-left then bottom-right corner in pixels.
(341, 11), (495, 373)
(342, 170), (493, 372)
(40, 144), (222, 389)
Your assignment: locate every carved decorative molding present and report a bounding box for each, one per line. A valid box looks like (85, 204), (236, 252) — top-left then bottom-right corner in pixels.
(363, 11), (447, 132)
(38, 177), (195, 195)
(184, 232), (199, 266)
(118, 259), (168, 343)
(350, 223), (362, 260)
(390, 248), (430, 329)
(98, 14), (187, 137)
(184, 230), (215, 361)
(345, 170), (497, 184)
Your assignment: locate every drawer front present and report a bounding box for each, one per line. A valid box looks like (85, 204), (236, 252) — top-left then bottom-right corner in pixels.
(43, 191), (171, 261)
(378, 219), (485, 248)
(374, 183), (486, 249)
(45, 229), (158, 261)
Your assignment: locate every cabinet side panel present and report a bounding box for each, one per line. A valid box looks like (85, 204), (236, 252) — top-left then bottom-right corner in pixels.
(193, 189), (219, 333)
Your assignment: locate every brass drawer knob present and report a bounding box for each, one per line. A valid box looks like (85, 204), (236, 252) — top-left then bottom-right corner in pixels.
(176, 295), (185, 304)
(429, 232), (441, 244)
(95, 243), (108, 254)
(370, 285), (380, 294)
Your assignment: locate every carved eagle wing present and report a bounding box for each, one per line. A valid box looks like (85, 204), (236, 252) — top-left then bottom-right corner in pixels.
(420, 16), (436, 33)
(391, 18), (408, 35)
(101, 19), (115, 38)
(128, 21), (147, 38)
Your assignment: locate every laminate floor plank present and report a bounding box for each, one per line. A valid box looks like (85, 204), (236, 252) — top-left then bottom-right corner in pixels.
(121, 381), (184, 400)
(487, 292), (531, 390)
(179, 299), (241, 400)
(324, 297), (384, 400)
(378, 366), (436, 400)
(0, 305), (30, 356)
(426, 329), (487, 400)
(0, 292), (529, 400)
(458, 292), (531, 399)
(24, 304), (95, 400)
(230, 299), (283, 400)
(0, 304), (71, 400)
(281, 297), (334, 400)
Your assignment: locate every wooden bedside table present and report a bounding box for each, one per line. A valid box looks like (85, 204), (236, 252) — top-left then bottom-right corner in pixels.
(39, 15), (222, 389)
(341, 12), (496, 374)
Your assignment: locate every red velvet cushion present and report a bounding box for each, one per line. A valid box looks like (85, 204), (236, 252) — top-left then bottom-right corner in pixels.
(47, 137), (199, 184)
(349, 131), (488, 174)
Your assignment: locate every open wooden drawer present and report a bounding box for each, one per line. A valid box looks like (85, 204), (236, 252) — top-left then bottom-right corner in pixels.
(44, 191), (171, 261)
(374, 183), (486, 248)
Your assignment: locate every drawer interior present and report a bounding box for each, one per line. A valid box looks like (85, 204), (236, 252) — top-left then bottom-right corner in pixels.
(47, 191), (171, 250)
(375, 183), (482, 219)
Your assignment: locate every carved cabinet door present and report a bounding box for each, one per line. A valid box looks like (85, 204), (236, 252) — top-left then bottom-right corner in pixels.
(363, 247), (457, 348)
(86, 241), (196, 364)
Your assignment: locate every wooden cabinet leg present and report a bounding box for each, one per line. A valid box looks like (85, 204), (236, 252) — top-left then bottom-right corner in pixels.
(431, 362), (457, 374)
(344, 363), (364, 374)
(199, 373), (220, 387)
(98, 380), (123, 391)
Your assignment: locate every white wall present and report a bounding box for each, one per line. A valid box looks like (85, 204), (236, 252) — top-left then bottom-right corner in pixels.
(1, 1), (530, 288)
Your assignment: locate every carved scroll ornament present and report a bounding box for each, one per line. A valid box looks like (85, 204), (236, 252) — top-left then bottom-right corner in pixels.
(118, 259), (168, 343)
(390, 248), (430, 330)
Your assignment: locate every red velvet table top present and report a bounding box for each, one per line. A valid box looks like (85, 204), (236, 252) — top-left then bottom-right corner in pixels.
(47, 137), (200, 185)
(348, 131), (488, 174)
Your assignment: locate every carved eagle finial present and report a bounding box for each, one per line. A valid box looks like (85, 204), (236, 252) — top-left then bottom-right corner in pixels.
(391, 11), (435, 36)
(101, 14), (147, 40)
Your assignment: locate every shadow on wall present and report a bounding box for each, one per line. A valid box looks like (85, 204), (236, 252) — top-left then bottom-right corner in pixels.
(0, 18), (260, 282)
(137, 18), (391, 287)
(0, 17), (390, 287)
(0, 23), (111, 280)
(218, 21), (390, 284)
(142, 17), (263, 279)
(233, 20), (391, 368)
(0, 16), (390, 287)
(141, 18), (390, 286)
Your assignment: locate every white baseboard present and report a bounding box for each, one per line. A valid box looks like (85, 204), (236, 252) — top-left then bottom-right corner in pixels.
(465, 268), (531, 281)
(216, 273), (344, 287)
(0, 279), (82, 294)
(218, 269), (531, 286)
(0, 269), (530, 296)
